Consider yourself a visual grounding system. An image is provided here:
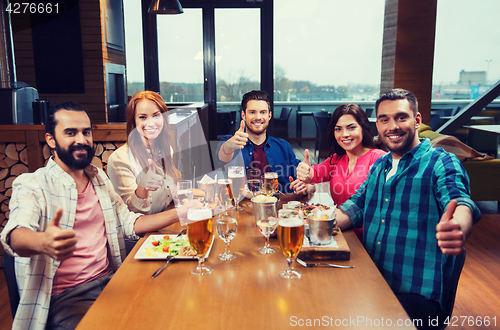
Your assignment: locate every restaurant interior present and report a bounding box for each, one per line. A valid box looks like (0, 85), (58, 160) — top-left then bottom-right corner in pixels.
(0, 0), (499, 329)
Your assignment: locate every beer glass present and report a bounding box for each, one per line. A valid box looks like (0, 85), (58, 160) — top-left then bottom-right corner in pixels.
(218, 178), (233, 210)
(263, 172), (279, 196)
(247, 169), (261, 196)
(228, 166), (245, 211)
(215, 206), (237, 261)
(175, 180), (193, 207)
(187, 207), (214, 276)
(277, 216), (305, 279)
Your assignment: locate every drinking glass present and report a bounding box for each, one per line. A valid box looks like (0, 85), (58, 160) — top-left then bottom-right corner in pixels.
(263, 172), (279, 196)
(175, 180), (193, 207)
(252, 197), (278, 254)
(247, 169), (261, 196)
(277, 216), (305, 279)
(228, 166), (245, 211)
(187, 207), (214, 276)
(218, 178), (233, 210)
(215, 206), (238, 261)
(197, 180), (217, 206)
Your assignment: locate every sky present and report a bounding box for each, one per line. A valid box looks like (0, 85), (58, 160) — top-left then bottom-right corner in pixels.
(123, 0), (500, 87)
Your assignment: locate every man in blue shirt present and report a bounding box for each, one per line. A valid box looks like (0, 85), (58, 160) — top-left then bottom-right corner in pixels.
(331, 89), (480, 329)
(217, 90), (307, 193)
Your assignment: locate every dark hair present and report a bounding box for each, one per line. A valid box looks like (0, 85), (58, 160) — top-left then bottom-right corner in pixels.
(241, 90), (271, 113)
(45, 101), (89, 137)
(126, 91), (180, 182)
(327, 104), (375, 157)
(375, 88), (418, 116)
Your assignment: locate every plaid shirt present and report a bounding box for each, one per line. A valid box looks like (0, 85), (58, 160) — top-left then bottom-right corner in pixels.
(340, 139), (481, 308)
(1, 158), (141, 330)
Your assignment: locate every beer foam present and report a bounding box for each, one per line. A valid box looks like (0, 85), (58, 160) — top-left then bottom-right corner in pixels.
(229, 173), (245, 178)
(187, 207), (212, 220)
(264, 172), (277, 179)
(279, 217), (303, 227)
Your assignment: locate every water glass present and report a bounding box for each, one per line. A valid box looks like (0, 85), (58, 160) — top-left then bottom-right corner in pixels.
(216, 206), (238, 261)
(175, 180), (193, 207)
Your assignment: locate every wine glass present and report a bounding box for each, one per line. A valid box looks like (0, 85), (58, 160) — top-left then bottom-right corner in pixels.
(262, 172), (279, 196)
(228, 166), (245, 211)
(175, 180), (193, 207)
(215, 206), (238, 261)
(252, 197), (278, 254)
(277, 215), (305, 279)
(218, 178), (233, 210)
(247, 169), (261, 196)
(187, 207), (214, 276)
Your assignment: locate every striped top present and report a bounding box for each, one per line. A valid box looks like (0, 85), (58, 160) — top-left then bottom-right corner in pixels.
(1, 157), (141, 330)
(340, 139), (481, 308)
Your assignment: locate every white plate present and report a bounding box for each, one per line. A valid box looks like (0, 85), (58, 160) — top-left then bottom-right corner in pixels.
(134, 234), (214, 260)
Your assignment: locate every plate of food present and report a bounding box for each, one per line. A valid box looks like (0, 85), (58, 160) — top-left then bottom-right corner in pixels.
(134, 234), (214, 260)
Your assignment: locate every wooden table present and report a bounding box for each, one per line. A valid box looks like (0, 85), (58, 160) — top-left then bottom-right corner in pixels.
(77, 200), (415, 330)
(463, 125), (500, 136)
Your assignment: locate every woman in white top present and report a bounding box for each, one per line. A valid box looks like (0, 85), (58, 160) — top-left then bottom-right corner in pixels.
(108, 91), (181, 214)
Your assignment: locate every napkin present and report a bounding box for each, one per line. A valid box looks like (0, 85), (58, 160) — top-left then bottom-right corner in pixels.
(199, 174), (217, 184)
(312, 205), (336, 220)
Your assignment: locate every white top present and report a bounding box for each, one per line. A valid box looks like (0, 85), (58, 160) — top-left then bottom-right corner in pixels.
(107, 144), (175, 215)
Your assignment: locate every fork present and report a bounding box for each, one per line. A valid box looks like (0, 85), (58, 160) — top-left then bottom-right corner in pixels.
(296, 258), (354, 269)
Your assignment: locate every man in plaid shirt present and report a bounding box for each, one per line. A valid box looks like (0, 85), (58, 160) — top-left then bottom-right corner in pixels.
(332, 89), (480, 329)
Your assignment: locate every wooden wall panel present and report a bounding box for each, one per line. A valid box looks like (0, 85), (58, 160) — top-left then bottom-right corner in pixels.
(380, 0), (437, 125)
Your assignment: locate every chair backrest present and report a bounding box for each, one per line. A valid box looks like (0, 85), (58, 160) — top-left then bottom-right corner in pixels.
(439, 249), (466, 330)
(280, 107), (292, 120)
(2, 251), (19, 317)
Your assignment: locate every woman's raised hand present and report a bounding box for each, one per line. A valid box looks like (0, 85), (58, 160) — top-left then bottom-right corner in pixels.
(138, 159), (164, 191)
(296, 149), (314, 183)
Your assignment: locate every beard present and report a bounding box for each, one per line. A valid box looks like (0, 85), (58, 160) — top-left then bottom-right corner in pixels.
(55, 140), (95, 170)
(245, 120), (268, 136)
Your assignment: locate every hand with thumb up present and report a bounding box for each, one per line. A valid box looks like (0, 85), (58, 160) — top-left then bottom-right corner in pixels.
(436, 200), (467, 255)
(43, 208), (77, 261)
(223, 120), (248, 154)
(138, 158), (164, 192)
(296, 149), (314, 183)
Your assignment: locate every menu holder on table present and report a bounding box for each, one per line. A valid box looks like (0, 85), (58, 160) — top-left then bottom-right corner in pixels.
(298, 229), (350, 261)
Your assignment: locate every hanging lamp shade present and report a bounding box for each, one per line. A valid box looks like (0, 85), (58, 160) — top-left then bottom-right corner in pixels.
(149, 0), (184, 14)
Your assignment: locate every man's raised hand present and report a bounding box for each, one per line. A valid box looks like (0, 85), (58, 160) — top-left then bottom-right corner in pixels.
(43, 208), (77, 261)
(436, 200), (465, 255)
(225, 120), (248, 151)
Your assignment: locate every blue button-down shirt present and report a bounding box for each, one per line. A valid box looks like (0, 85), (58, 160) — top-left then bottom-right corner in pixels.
(340, 139), (481, 308)
(216, 134), (301, 193)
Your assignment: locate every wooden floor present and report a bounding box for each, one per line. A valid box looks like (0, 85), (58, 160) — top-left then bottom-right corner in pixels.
(0, 141), (499, 329)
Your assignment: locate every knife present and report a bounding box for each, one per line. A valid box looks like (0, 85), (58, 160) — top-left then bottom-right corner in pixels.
(151, 255), (174, 278)
(151, 229), (186, 278)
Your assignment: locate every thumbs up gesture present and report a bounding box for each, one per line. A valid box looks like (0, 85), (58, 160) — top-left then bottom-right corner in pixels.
(296, 149), (314, 182)
(224, 120), (249, 152)
(436, 200), (466, 255)
(138, 158), (164, 191)
(43, 208), (77, 261)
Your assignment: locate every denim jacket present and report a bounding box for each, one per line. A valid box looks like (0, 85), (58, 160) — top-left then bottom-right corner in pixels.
(216, 134), (301, 193)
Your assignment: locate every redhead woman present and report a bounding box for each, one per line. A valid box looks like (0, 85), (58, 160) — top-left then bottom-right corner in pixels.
(296, 104), (386, 240)
(108, 91), (194, 215)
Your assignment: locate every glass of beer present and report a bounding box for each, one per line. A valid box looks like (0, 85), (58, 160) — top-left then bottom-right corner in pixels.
(228, 166), (246, 211)
(215, 206), (238, 261)
(175, 180), (193, 207)
(187, 207), (214, 276)
(277, 216), (305, 279)
(218, 178), (233, 210)
(263, 172), (279, 196)
(247, 169), (261, 196)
